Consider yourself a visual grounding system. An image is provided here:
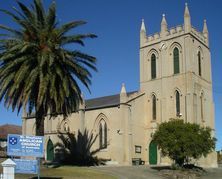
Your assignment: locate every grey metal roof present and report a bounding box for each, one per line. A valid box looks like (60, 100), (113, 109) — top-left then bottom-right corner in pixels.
(85, 91), (137, 110)
(24, 91), (138, 118)
(85, 94), (120, 110)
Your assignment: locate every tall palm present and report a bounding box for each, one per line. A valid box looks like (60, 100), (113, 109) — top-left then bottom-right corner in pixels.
(0, 0), (97, 136)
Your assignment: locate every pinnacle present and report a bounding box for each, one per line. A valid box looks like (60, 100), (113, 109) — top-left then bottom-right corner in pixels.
(120, 83), (126, 94)
(140, 18), (146, 32)
(184, 2), (190, 17)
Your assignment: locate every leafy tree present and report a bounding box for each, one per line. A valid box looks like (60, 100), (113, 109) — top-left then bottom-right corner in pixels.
(152, 119), (216, 167)
(0, 0), (97, 135)
(54, 130), (104, 166)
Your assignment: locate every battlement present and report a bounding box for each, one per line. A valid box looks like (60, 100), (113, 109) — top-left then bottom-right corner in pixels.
(144, 25), (206, 45)
(140, 3), (209, 47)
(146, 25), (184, 42)
(191, 26), (206, 43)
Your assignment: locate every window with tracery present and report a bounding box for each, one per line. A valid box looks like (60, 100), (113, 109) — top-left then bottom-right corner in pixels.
(198, 51), (202, 76)
(99, 119), (107, 149)
(173, 47), (180, 74)
(175, 90), (180, 116)
(151, 54), (156, 79)
(152, 95), (157, 120)
(200, 92), (204, 121)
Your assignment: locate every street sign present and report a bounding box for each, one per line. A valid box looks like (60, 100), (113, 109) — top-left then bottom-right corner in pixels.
(7, 134), (44, 157)
(14, 159), (39, 174)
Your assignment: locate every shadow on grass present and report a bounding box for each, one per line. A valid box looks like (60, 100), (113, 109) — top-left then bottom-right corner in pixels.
(151, 164), (205, 172)
(30, 177), (63, 179)
(150, 166), (172, 171)
(183, 164), (205, 172)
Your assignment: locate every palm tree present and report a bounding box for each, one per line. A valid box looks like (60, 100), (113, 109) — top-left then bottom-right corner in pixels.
(0, 0), (97, 136)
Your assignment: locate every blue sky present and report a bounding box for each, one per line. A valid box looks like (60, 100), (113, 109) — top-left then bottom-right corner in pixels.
(0, 0), (222, 150)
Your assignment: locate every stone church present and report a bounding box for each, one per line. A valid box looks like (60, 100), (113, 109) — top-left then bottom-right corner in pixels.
(22, 4), (217, 167)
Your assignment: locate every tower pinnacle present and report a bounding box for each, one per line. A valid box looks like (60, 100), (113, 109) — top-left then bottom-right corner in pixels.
(140, 19), (147, 47)
(203, 19), (209, 46)
(203, 19), (208, 33)
(184, 3), (190, 17)
(161, 14), (168, 37)
(140, 19), (146, 32)
(161, 14), (167, 26)
(184, 3), (191, 32)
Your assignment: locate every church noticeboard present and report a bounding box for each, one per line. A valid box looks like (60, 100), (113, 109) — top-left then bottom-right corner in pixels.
(14, 159), (38, 174)
(7, 134), (44, 157)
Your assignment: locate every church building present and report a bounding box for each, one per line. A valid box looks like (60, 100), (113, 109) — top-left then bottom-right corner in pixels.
(23, 4), (217, 167)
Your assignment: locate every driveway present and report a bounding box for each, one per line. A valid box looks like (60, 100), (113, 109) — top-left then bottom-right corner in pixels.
(93, 165), (165, 179)
(93, 165), (222, 179)
(201, 168), (222, 179)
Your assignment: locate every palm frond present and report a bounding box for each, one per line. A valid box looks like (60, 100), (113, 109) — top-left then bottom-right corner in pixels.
(0, 24), (22, 37)
(58, 21), (86, 37)
(34, 0), (45, 26)
(46, 1), (56, 30)
(61, 34), (97, 46)
(0, 9), (21, 21)
(17, 1), (35, 22)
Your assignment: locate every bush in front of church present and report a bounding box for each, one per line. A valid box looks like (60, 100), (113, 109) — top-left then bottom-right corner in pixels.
(152, 119), (216, 167)
(54, 130), (105, 166)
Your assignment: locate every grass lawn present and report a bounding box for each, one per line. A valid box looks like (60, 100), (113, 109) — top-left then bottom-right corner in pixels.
(16, 166), (117, 179)
(0, 158), (116, 179)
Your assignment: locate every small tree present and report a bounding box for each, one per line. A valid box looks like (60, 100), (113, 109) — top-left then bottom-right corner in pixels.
(152, 119), (216, 167)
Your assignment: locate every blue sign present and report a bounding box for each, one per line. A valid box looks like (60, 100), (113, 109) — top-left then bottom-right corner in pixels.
(14, 159), (38, 174)
(7, 134), (44, 157)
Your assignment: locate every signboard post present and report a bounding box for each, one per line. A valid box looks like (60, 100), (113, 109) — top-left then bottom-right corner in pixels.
(7, 134), (44, 179)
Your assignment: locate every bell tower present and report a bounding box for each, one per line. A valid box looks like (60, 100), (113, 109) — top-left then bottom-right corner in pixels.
(139, 3), (214, 130)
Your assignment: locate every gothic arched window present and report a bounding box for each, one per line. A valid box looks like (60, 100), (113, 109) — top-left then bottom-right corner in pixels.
(99, 120), (108, 149)
(99, 123), (103, 148)
(173, 47), (180, 74)
(104, 122), (107, 148)
(152, 95), (157, 120)
(151, 54), (156, 79)
(200, 92), (204, 121)
(175, 90), (180, 116)
(198, 51), (202, 76)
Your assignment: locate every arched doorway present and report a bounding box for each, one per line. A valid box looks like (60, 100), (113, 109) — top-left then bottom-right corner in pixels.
(149, 140), (157, 165)
(47, 139), (54, 161)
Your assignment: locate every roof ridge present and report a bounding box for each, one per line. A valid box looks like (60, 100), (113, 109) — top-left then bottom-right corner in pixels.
(86, 90), (137, 101)
(85, 91), (138, 110)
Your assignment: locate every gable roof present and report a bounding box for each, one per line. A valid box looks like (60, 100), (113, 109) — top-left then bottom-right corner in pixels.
(24, 91), (138, 118)
(0, 124), (22, 140)
(85, 91), (137, 110)
(85, 94), (120, 110)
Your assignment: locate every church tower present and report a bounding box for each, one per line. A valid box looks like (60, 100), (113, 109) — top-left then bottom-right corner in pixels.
(139, 3), (214, 130)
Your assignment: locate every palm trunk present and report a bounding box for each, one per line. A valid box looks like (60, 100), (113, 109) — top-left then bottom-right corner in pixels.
(35, 107), (45, 136)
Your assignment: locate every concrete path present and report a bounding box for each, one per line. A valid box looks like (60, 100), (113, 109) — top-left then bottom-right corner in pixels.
(201, 168), (222, 179)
